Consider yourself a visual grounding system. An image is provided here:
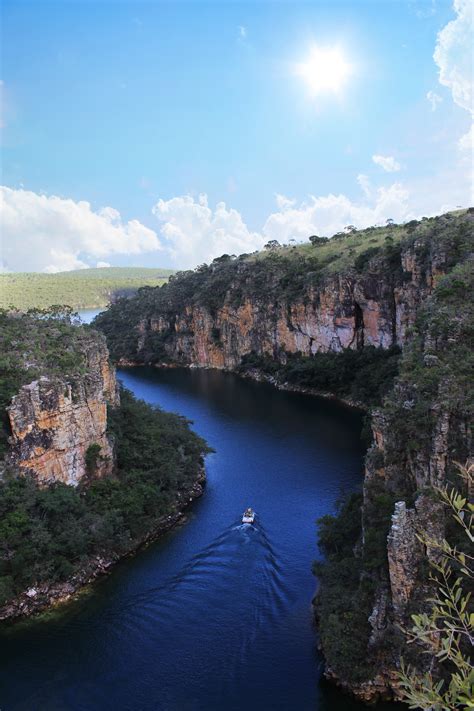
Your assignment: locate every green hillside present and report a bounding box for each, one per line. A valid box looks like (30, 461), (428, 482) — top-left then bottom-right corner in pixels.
(0, 267), (175, 311)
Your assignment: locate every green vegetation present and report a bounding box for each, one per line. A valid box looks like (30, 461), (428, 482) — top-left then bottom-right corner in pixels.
(313, 493), (374, 683)
(94, 211), (473, 364)
(0, 307), (97, 457)
(314, 257), (474, 691)
(238, 345), (401, 407)
(382, 258), (474, 467)
(397, 463), (473, 710)
(0, 267), (174, 311)
(0, 388), (210, 608)
(313, 478), (399, 684)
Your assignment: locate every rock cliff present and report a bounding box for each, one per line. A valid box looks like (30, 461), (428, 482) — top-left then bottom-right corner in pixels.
(94, 210), (473, 701)
(96, 214), (465, 371)
(0, 310), (210, 621)
(342, 256), (473, 700)
(7, 337), (118, 486)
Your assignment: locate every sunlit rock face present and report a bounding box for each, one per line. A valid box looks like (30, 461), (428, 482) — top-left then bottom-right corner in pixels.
(132, 240), (445, 370)
(7, 340), (118, 487)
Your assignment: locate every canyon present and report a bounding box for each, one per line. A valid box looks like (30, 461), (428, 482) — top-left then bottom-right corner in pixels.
(95, 210), (473, 701)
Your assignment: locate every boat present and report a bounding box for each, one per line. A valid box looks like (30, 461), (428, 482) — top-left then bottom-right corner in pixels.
(242, 507), (255, 524)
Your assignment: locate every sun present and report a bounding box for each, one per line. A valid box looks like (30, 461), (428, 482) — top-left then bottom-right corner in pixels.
(297, 46), (352, 95)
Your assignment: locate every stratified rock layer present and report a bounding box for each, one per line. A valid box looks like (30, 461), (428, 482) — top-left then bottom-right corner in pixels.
(7, 336), (119, 486)
(116, 237), (450, 371)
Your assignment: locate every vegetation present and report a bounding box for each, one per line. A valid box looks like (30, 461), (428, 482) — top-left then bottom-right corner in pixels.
(382, 258), (474, 467)
(0, 267), (174, 311)
(313, 493), (374, 683)
(0, 388), (211, 608)
(313, 478), (399, 683)
(397, 462), (473, 710)
(94, 210), (473, 364)
(0, 307), (97, 457)
(313, 254), (474, 691)
(238, 345), (401, 407)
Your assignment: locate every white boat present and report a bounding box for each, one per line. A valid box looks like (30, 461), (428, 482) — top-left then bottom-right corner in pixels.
(242, 507), (255, 524)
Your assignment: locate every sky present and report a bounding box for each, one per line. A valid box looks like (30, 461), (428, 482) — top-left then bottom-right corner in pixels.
(1, 0), (473, 272)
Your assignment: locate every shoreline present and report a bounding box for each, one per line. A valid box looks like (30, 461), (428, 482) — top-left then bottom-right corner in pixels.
(116, 359), (368, 413)
(0, 469), (205, 624)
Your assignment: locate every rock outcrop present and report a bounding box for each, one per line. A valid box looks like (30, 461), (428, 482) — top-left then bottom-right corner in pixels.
(6, 333), (119, 486)
(96, 223), (459, 373)
(93, 211), (473, 701)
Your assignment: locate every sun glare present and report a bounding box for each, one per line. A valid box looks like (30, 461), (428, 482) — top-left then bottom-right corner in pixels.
(298, 46), (352, 95)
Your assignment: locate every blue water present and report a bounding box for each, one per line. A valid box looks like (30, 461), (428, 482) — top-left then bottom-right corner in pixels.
(0, 366), (398, 710)
(78, 308), (105, 324)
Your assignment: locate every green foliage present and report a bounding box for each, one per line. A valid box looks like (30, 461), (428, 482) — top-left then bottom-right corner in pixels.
(0, 308), (97, 457)
(239, 345), (402, 407)
(383, 259), (474, 465)
(0, 388), (211, 607)
(94, 211), (473, 367)
(0, 267), (174, 311)
(397, 463), (474, 710)
(85, 444), (102, 475)
(313, 493), (375, 683)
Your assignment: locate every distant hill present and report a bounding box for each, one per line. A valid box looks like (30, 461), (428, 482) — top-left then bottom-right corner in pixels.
(0, 267), (175, 311)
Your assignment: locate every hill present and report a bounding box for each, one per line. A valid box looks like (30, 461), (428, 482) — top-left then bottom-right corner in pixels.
(0, 267), (175, 311)
(93, 209), (474, 701)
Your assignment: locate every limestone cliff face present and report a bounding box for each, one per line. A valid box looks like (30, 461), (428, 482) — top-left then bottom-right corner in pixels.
(7, 336), (119, 487)
(353, 259), (473, 700)
(131, 239), (446, 369)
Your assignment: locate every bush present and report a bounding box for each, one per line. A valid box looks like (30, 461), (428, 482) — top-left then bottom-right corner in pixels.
(0, 388), (211, 608)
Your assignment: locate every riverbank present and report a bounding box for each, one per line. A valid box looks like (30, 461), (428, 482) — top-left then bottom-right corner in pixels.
(0, 468), (205, 623)
(116, 359), (368, 412)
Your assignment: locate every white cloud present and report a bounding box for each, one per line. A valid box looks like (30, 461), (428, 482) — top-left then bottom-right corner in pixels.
(434, 0), (473, 155)
(238, 25), (247, 39)
(275, 193), (296, 210)
(372, 154), (402, 172)
(434, 0), (473, 116)
(151, 194), (265, 267)
(262, 183), (411, 242)
(0, 186), (161, 273)
(96, 261), (111, 268)
(426, 89), (443, 111)
(150, 185), (413, 267)
(356, 174), (372, 198)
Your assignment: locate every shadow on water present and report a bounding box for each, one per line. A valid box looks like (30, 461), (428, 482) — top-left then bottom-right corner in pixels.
(0, 367), (401, 711)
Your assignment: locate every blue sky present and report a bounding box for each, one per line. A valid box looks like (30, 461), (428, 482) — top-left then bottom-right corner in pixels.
(1, 0), (472, 271)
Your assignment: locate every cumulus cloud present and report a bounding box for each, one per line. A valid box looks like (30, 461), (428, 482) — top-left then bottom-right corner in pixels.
(262, 183), (411, 243)
(434, 0), (473, 115)
(150, 182), (416, 267)
(0, 186), (161, 273)
(151, 193), (265, 268)
(434, 0), (473, 152)
(372, 154), (402, 172)
(427, 89), (443, 111)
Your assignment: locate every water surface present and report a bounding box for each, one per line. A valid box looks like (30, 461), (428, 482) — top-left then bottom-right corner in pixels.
(0, 366), (396, 710)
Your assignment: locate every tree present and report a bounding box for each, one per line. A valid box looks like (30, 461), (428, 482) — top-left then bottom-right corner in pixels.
(309, 235), (329, 246)
(397, 462), (474, 710)
(264, 240), (281, 251)
(386, 218), (395, 228)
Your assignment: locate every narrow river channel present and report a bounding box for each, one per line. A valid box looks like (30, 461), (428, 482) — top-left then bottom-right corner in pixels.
(0, 361), (399, 711)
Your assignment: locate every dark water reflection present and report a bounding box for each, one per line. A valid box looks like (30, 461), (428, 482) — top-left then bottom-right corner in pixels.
(0, 367), (400, 710)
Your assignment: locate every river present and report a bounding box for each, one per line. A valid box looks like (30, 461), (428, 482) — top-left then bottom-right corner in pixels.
(0, 316), (400, 710)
